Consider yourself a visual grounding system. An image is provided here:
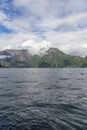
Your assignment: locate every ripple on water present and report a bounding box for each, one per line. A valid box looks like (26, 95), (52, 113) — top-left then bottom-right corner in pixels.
(0, 68), (87, 130)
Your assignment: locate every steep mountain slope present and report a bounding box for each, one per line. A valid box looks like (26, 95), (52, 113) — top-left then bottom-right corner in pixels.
(0, 48), (87, 68)
(38, 48), (86, 67)
(0, 64), (4, 68)
(0, 49), (32, 67)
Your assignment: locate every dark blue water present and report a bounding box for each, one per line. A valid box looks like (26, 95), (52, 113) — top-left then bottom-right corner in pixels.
(0, 68), (87, 130)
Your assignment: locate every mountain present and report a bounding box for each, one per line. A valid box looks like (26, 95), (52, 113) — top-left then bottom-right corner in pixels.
(0, 49), (32, 67)
(0, 64), (4, 68)
(38, 48), (85, 68)
(0, 48), (87, 68)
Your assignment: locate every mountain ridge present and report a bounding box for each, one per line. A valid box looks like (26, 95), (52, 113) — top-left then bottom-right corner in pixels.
(0, 48), (87, 68)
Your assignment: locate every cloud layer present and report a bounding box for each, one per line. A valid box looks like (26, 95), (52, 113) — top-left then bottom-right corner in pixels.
(0, 0), (87, 56)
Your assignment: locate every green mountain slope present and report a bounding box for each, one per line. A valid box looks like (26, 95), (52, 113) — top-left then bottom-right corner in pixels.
(0, 64), (4, 68)
(0, 48), (87, 68)
(38, 48), (85, 68)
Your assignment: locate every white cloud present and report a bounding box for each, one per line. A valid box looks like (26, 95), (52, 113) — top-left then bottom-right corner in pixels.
(0, 0), (87, 57)
(13, 0), (87, 18)
(0, 24), (87, 57)
(3, 18), (32, 32)
(22, 39), (52, 54)
(13, 0), (49, 18)
(0, 11), (7, 23)
(37, 12), (87, 30)
(44, 29), (87, 56)
(1, 28), (87, 57)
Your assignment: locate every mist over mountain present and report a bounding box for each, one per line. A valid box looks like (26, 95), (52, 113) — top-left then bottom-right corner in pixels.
(0, 48), (87, 68)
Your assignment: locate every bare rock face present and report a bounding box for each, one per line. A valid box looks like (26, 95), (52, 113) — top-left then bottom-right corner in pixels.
(0, 48), (87, 68)
(0, 49), (32, 67)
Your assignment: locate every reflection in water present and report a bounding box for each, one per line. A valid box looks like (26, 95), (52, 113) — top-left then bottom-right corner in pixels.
(0, 68), (87, 130)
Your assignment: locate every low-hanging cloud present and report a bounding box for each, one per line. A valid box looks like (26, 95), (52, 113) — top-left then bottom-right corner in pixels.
(0, 0), (87, 56)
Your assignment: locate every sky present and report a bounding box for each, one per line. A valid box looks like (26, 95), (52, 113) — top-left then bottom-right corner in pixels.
(0, 0), (87, 56)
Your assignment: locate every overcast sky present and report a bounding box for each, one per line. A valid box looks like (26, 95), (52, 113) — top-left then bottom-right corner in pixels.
(0, 0), (87, 56)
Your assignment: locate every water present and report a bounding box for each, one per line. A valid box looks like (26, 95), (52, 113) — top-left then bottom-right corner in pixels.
(0, 68), (87, 130)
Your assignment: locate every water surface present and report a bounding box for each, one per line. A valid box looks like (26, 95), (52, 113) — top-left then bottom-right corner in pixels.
(0, 68), (87, 130)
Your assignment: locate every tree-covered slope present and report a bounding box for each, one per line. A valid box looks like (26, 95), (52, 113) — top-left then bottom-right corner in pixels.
(0, 64), (4, 68)
(0, 48), (87, 68)
(38, 48), (85, 68)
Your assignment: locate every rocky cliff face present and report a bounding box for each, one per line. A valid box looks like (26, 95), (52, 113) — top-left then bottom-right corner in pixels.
(0, 48), (87, 68)
(0, 49), (32, 67)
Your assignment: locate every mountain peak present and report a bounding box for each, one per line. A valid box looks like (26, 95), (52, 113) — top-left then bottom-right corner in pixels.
(0, 48), (87, 68)
(46, 47), (65, 56)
